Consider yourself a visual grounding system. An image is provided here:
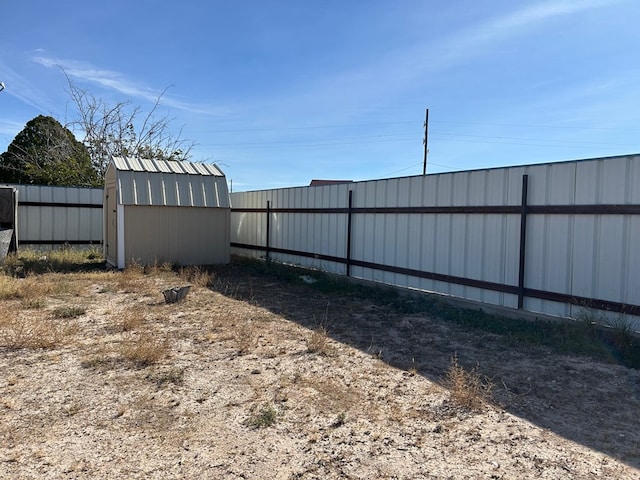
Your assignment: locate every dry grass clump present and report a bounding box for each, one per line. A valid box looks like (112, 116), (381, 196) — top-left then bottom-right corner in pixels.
(52, 305), (86, 319)
(21, 297), (46, 309)
(1, 247), (104, 276)
(235, 321), (257, 354)
(1, 271), (89, 313)
(307, 325), (330, 355)
(147, 367), (185, 388)
(116, 262), (145, 289)
(179, 266), (212, 288)
(0, 274), (55, 300)
(120, 332), (170, 367)
(0, 313), (76, 350)
(144, 261), (174, 276)
(0, 274), (21, 300)
(44, 247), (101, 267)
(114, 306), (146, 332)
(116, 261), (181, 297)
(444, 355), (493, 412)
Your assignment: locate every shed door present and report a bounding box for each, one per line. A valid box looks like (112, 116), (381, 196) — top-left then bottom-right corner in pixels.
(106, 188), (117, 263)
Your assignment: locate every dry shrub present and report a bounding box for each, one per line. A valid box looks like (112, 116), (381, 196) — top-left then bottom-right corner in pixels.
(235, 321), (257, 354)
(21, 275), (52, 298)
(21, 297), (46, 309)
(179, 266), (212, 288)
(0, 275), (21, 300)
(20, 274), (81, 301)
(52, 305), (86, 319)
(120, 332), (170, 366)
(116, 306), (146, 332)
(144, 261), (174, 276)
(0, 312), (76, 350)
(307, 325), (330, 355)
(444, 355), (493, 412)
(116, 262), (146, 292)
(0, 274), (53, 299)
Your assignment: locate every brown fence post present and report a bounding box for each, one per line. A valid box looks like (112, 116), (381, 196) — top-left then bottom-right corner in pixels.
(346, 190), (353, 277)
(266, 200), (271, 261)
(518, 174), (529, 309)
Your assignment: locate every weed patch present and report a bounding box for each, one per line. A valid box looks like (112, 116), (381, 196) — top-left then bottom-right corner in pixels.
(116, 263), (146, 292)
(21, 297), (45, 309)
(52, 305), (86, 319)
(179, 266), (212, 288)
(0, 275), (20, 299)
(235, 321), (257, 354)
(144, 261), (174, 276)
(1, 247), (104, 275)
(0, 315), (76, 350)
(245, 404), (278, 429)
(147, 367), (185, 388)
(444, 355), (493, 413)
(113, 307), (146, 332)
(247, 258), (640, 369)
(120, 332), (170, 367)
(332, 412), (347, 428)
(307, 325), (330, 355)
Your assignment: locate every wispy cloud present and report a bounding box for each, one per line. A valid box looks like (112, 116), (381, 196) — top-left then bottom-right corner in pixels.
(246, 0), (624, 128)
(32, 55), (227, 116)
(0, 119), (27, 137)
(446, 0), (620, 53)
(0, 60), (53, 112)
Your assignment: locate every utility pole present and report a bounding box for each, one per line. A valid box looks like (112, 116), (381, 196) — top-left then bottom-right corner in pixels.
(422, 108), (429, 175)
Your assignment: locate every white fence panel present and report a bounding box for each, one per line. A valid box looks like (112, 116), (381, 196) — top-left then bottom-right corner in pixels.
(230, 154), (640, 329)
(3, 184), (103, 249)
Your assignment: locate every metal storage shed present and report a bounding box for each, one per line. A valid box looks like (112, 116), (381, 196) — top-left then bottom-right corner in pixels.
(104, 157), (230, 269)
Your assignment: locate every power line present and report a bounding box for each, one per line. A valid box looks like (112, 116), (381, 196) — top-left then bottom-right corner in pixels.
(432, 137), (639, 149)
(379, 162), (424, 178)
(434, 120), (640, 132)
(431, 132), (639, 147)
(197, 133), (638, 150)
(187, 119), (640, 135)
(198, 134), (416, 148)
(186, 120), (417, 134)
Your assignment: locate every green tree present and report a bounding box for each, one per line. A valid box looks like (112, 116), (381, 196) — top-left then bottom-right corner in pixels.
(0, 115), (101, 187)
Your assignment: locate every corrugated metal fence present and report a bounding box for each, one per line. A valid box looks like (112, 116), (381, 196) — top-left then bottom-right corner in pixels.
(3, 184), (103, 249)
(230, 154), (640, 328)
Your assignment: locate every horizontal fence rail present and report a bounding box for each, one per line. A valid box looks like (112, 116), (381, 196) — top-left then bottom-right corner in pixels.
(230, 155), (640, 327)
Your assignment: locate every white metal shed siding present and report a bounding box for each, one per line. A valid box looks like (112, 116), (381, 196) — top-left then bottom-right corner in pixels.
(111, 157), (229, 208)
(123, 205), (230, 266)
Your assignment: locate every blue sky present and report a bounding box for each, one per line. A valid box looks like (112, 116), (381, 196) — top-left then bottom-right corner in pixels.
(1, 0), (639, 191)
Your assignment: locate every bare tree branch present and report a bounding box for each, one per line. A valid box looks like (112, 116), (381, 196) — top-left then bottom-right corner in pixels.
(63, 70), (195, 178)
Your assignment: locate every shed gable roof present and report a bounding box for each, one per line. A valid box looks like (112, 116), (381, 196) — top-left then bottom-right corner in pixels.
(112, 157), (224, 176)
(109, 157), (229, 208)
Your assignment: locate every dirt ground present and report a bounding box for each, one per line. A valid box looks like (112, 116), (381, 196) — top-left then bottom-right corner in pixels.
(1, 262), (639, 479)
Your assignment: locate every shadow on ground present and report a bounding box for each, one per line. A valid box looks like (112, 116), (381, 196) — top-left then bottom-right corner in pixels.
(207, 261), (640, 471)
